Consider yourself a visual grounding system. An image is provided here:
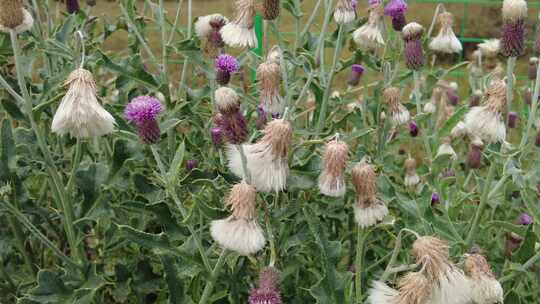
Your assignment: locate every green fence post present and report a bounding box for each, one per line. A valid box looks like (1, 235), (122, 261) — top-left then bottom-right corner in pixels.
(252, 14), (264, 81)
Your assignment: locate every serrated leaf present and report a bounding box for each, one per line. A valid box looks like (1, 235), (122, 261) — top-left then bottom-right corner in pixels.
(167, 141), (185, 183)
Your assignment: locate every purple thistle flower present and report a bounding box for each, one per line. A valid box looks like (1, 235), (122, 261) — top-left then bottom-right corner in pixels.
(390, 13), (407, 32)
(431, 192), (440, 205)
(368, 0), (381, 5)
(211, 127), (223, 147)
(215, 54), (239, 86)
(518, 213), (533, 225)
(409, 121), (419, 137)
(384, 0), (407, 17)
(186, 159), (198, 171)
(507, 111), (518, 128)
(66, 0), (80, 14)
(351, 0), (358, 10)
(501, 20), (526, 58)
(124, 96), (164, 144)
(348, 64), (365, 87)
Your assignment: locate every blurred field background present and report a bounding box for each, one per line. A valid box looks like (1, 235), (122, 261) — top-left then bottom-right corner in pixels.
(71, 0), (540, 90)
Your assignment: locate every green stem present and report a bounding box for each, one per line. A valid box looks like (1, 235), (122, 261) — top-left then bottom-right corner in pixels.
(298, 0), (323, 52)
(167, 0), (185, 45)
(119, 4), (159, 68)
(314, 0), (334, 67)
(380, 228), (419, 282)
(8, 216), (36, 274)
(506, 56), (516, 118)
(266, 194), (279, 266)
(465, 159), (497, 248)
(413, 70), (432, 163)
(355, 227), (369, 304)
(235, 144), (252, 183)
(10, 30), (81, 263)
(198, 249), (228, 304)
(150, 145), (213, 272)
(315, 24), (343, 134)
(65, 139), (83, 193)
(520, 60), (540, 148)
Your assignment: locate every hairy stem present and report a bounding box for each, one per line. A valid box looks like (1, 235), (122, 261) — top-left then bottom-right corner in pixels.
(198, 249), (228, 304)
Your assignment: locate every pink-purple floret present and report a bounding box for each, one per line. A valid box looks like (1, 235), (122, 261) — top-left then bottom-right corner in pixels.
(351, 64), (365, 74)
(124, 96), (163, 123)
(351, 0), (358, 9)
(384, 0), (408, 17)
(216, 54), (240, 73)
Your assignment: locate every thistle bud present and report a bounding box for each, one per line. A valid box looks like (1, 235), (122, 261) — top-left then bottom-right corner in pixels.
(383, 86), (410, 126)
(262, 0), (280, 21)
(528, 57), (538, 80)
(215, 54), (240, 86)
(404, 157), (420, 187)
(347, 64), (365, 87)
(518, 213), (533, 225)
(505, 232), (522, 257)
(409, 121), (419, 137)
(431, 192), (440, 205)
(0, 0), (33, 34)
(402, 22), (425, 70)
(507, 111), (518, 128)
(186, 159), (198, 171)
(467, 141), (483, 169)
(501, 0), (527, 58)
(66, 0), (80, 14)
(210, 127), (223, 148)
(334, 0), (356, 25)
(255, 106), (268, 130)
(535, 131), (540, 147)
(124, 96), (164, 144)
(446, 84), (460, 106)
(352, 160), (388, 227)
(215, 87), (248, 144)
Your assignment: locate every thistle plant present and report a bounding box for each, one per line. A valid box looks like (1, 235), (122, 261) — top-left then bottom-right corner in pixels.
(1, 1), (540, 303)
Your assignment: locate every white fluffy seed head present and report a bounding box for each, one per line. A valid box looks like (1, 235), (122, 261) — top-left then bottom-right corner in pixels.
(318, 139), (349, 197)
(478, 39), (500, 58)
(353, 200), (389, 228)
(464, 253), (503, 304)
(210, 217), (265, 256)
(215, 87), (240, 114)
(436, 138), (457, 160)
(51, 68), (115, 138)
(402, 22), (424, 39)
(334, 0), (356, 25)
(220, 0), (257, 48)
(428, 266), (473, 304)
(257, 61), (283, 114)
(367, 281), (399, 304)
(502, 0), (527, 22)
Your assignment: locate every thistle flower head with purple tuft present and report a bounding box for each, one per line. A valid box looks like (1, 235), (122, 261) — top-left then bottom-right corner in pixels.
(249, 267), (282, 304)
(216, 54), (240, 74)
(124, 96), (164, 144)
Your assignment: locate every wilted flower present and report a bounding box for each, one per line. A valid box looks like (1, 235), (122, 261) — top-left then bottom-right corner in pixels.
(518, 213), (533, 225)
(214, 87), (248, 144)
(367, 281), (399, 304)
(404, 157), (420, 187)
(227, 119), (292, 192)
(352, 160), (388, 228)
(221, 0), (257, 48)
(425, 87), (442, 113)
(262, 0), (280, 20)
(464, 254), (504, 304)
(384, 0), (407, 31)
(446, 82), (460, 106)
(478, 39), (500, 58)
(318, 138), (349, 197)
(0, 0), (33, 34)
(353, 3), (385, 50)
(429, 12), (462, 54)
(124, 95), (163, 144)
(52, 68), (116, 138)
(210, 181), (265, 255)
(215, 54), (240, 86)
(195, 14), (228, 55)
(463, 80), (507, 143)
(395, 272), (432, 304)
(348, 64), (365, 87)
(383, 86), (410, 125)
(412, 236), (472, 304)
(257, 59), (283, 114)
(249, 267), (283, 304)
(436, 137), (457, 160)
(501, 0), (527, 57)
(402, 22), (425, 70)
(334, 0), (357, 25)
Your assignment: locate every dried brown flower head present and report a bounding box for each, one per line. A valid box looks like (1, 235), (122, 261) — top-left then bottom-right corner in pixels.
(484, 80), (507, 113)
(412, 236), (450, 281)
(261, 119), (293, 159)
(322, 139), (349, 178)
(352, 161), (378, 204)
(396, 272), (432, 304)
(0, 0), (24, 29)
(464, 253), (495, 280)
(226, 181), (257, 220)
